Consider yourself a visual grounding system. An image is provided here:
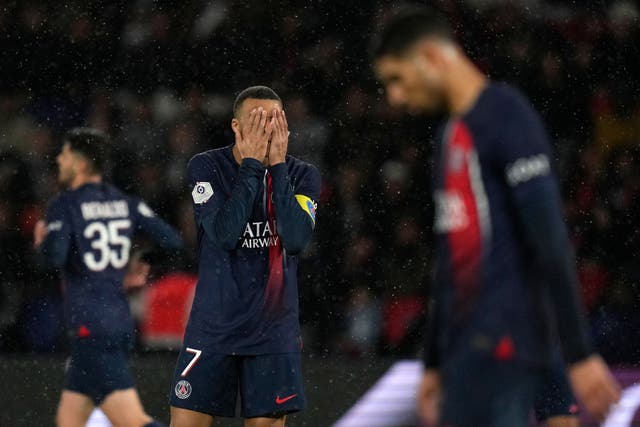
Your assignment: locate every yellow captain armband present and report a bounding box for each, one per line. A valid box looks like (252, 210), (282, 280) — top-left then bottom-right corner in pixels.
(295, 194), (318, 224)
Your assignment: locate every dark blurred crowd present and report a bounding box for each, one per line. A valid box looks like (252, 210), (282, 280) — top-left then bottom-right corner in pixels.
(1, 0), (639, 363)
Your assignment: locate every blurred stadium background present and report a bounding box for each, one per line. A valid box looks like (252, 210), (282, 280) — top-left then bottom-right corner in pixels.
(1, 0), (639, 425)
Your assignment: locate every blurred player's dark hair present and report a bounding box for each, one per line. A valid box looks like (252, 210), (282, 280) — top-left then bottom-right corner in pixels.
(233, 86), (282, 117)
(372, 5), (453, 59)
(64, 127), (110, 174)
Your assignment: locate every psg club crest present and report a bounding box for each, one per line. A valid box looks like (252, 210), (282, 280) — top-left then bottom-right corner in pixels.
(175, 380), (192, 399)
(192, 182), (214, 204)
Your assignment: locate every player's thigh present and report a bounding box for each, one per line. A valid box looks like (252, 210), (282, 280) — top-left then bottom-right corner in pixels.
(240, 353), (305, 419)
(170, 347), (239, 417)
(440, 350), (537, 427)
(170, 406), (214, 427)
(244, 415), (286, 427)
(100, 388), (152, 427)
(56, 390), (95, 427)
(65, 342), (136, 405)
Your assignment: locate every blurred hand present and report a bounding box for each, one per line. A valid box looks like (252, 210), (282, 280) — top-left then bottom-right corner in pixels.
(269, 109), (289, 166)
(123, 256), (151, 290)
(33, 219), (47, 249)
(233, 107), (273, 162)
(417, 369), (441, 427)
(568, 354), (621, 421)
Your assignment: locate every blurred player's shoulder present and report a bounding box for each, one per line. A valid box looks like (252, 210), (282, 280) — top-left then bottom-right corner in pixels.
(465, 81), (546, 145)
(46, 190), (73, 213)
(483, 82), (541, 120)
(188, 144), (234, 173)
(78, 182), (131, 203)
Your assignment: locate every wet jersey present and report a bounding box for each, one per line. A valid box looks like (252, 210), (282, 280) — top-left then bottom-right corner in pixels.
(184, 145), (320, 354)
(425, 83), (592, 369)
(40, 182), (183, 345)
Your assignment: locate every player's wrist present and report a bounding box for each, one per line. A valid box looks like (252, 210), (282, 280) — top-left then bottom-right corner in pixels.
(268, 159), (286, 168)
(240, 157), (265, 172)
(567, 352), (598, 369)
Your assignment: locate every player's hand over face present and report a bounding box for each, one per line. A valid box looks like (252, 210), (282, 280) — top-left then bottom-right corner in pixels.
(33, 219), (47, 249)
(568, 354), (621, 421)
(233, 107), (273, 162)
(269, 109), (289, 166)
(417, 369), (441, 427)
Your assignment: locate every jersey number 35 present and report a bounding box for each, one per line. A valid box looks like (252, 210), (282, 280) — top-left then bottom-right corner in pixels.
(83, 219), (132, 272)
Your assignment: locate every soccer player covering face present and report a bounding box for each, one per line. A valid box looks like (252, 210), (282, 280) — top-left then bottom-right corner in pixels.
(372, 7), (621, 427)
(169, 86), (320, 427)
(34, 128), (184, 427)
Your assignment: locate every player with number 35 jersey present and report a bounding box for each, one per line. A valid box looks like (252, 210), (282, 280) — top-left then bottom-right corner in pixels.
(35, 128), (182, 427)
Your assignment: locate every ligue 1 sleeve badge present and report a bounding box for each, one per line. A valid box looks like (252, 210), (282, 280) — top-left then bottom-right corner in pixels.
(192, 182), (213, 204)
(175, 380), (192, 399)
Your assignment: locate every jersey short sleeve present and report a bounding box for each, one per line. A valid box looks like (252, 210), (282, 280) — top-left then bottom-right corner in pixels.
(46, 194), (71, 233)
(129, 194), (183, 250)
(41, 194), (73, 267)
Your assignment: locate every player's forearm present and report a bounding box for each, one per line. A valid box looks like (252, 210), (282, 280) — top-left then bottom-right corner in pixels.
(201, 158), (264, 250)
(516, 189), (593, 363)
(269, 163), (314, 254)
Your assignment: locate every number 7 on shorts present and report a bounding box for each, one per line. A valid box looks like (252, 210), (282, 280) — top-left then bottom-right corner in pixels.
(181, 348), (202, 377)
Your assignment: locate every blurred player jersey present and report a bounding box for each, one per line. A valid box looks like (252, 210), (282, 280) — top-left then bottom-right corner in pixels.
(41, 182), (183, 346)
(185, 145), (320, 355)
(431, 82), (579, 368)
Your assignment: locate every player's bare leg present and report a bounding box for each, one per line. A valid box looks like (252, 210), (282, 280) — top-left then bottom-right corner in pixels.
(56, 390), (95, 427)
(244, 415), (286, 427)
(100, 388), (153, 426)
(546, 416), (580, 427)
(170, 406), (213, 427)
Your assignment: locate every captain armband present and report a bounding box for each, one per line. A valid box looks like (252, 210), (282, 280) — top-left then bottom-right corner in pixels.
(294, 195), (318, 225)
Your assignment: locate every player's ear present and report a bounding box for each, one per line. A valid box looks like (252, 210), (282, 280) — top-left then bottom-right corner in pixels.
(416, 40), (442, 67)
(73, 156), (87, 175)
(231, 118), (240, 134)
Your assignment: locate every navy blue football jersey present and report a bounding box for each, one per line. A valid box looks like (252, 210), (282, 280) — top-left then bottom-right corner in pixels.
(427, 83), (591, 369)
(40, 182), (183, 344)
(184, 145), (320, 355)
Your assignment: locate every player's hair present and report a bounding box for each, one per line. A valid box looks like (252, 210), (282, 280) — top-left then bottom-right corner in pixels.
(233, 86), (282, 117)
(371, 5), (454, 59)
(64, 127), (110, 174)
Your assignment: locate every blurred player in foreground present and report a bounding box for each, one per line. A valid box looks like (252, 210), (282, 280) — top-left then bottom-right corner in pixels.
(34, 128), (184, 427)
(169, 86), (320, 427)
(372, 6), (621, 427)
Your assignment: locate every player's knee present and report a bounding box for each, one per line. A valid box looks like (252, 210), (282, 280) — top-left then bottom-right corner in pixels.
(54, 411), (66, 427)
(547, 416), (580, 427)
(244, 415), (286, 427)
(108, 412), (153, 427)
(169, 406), (213, 427)
(55, 410), (81, 427)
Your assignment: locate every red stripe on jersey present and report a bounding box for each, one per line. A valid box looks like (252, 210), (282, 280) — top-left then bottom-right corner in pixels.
(445, 121), (483, 299)
(265, 172), (284, 311)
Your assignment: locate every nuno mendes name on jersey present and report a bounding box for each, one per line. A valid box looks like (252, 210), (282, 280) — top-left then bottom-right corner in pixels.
(240, 219), (279, 249)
